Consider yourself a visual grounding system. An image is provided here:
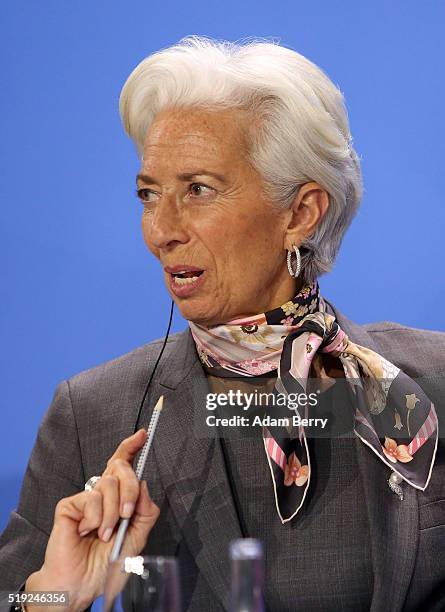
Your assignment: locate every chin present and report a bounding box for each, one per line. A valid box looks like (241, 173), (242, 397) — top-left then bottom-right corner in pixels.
(185, 312), (218, 327)
(174, 299), (217, 327)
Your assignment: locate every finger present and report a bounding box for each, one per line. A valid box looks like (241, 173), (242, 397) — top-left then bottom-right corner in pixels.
(124, 482), (160, 556)
(114, 461), (141, 518)
(134, 481), (160, 524)
(95, 475), (120, 542)
(107, 429), (147, 465)
(77, 489), (104, 536)
(132, 481), (160, 536)
(52, 491), (103, 539)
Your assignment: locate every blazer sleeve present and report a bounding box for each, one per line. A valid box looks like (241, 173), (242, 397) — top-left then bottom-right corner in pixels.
(0, 380), (86, 591)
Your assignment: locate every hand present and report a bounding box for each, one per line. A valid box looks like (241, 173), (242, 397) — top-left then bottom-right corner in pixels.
(25, 429), (160, 611)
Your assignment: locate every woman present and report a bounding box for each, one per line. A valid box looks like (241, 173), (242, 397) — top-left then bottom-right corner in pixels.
(0, 37), (443, 611)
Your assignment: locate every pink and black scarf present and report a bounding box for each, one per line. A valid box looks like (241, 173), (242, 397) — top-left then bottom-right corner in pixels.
(189, 282), (438, 523)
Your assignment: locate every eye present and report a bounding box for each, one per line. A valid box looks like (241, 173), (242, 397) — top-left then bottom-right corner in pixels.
(136, 188), (159, 203)
(189, 183), (216, 199)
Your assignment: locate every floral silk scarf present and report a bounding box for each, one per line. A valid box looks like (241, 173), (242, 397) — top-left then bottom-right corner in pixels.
(189, 281), (438, 523)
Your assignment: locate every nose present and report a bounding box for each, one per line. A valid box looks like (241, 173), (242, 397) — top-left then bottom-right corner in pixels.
(145, 194), (189, 250)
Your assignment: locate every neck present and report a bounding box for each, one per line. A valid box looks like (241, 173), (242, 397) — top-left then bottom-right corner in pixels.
(230, 276), (305, 321)
(191, 276), (307, 329)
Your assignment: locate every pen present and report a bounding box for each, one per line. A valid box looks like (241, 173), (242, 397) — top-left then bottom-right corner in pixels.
(109, 395), (164, 562)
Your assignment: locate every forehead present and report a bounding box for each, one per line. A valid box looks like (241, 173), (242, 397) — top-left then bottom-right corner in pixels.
(141, 107), (250, 171)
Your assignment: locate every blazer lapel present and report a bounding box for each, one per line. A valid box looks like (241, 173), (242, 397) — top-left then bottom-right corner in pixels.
(145, 329), (242, 611)
(326, 300), (419, 612)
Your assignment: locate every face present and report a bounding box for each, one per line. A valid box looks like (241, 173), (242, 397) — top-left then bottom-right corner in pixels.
(137, 107), (297, 326)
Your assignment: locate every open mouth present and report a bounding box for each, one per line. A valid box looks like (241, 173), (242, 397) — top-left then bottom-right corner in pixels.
(169, 269), (205, 285)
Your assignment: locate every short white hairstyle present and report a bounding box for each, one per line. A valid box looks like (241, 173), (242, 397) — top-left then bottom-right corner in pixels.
(120, 36), (362, 283)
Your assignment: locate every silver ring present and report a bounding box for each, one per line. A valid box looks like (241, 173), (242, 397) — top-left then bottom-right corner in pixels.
(84, 476), (101, 491)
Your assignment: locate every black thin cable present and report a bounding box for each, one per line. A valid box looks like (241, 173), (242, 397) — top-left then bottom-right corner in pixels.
(133, 299), (175, 433)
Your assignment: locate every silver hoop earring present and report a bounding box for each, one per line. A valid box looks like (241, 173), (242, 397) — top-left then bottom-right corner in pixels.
(287, 245), (301, 278)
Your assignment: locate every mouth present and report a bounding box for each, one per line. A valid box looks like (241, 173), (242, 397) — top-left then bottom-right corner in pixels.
(164, 265), (206, 297)
(170, 270), (204, 285)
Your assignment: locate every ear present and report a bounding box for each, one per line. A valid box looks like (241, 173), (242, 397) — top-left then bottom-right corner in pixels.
(283, 182), (330, 251)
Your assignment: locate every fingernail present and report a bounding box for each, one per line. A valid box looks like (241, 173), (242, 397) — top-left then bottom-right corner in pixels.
(102, 527), (113, 542)
(122, 502), (135, 518)
(80, 530), (90, 537)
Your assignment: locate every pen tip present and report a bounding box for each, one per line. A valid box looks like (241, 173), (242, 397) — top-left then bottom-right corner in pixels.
(156, 395), (164, 411)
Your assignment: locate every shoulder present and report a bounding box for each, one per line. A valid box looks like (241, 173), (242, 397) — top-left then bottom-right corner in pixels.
(325, 297), (445, 377)
(65, 331), (185, 403)
(53, 330), (193, 460)
(359, 321), (445, 415)
(338, 317), (445, 426)
(361, 320), (445, 377)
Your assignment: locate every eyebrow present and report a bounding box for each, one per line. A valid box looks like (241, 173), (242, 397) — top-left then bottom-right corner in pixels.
(136, 171), (228, 186)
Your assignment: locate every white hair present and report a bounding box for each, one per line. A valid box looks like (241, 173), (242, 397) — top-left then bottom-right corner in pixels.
(119, 36), (362, 282)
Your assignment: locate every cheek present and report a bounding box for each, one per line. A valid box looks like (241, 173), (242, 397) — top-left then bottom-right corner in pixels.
(141, 215), (160, 258)
(214, 213), (273, 257)
(228, 212), (282, 263)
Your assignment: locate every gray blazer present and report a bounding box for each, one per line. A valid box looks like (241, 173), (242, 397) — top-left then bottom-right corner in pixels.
(0, 299), (444, 611)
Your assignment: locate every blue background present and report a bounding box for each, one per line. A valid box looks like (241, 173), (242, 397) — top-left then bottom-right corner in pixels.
(1, 0), (444, 530)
